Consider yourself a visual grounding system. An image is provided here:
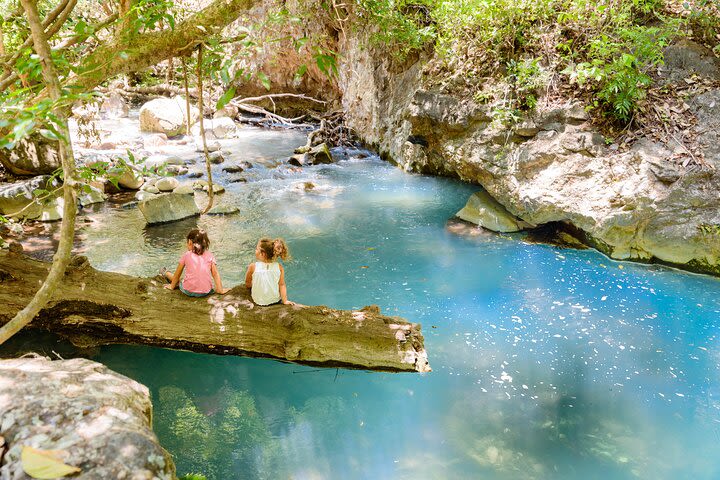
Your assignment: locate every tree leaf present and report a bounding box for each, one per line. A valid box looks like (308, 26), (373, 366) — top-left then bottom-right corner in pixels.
(21, 446), (81, 479)
(257, 72), (271, 91)
(216, 87), (235, 110)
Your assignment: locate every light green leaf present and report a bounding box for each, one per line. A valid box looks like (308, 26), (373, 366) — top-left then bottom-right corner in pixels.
(21, 446), (81, 479)
(257, 72), (271, 91)
(216, 88), (236, 110)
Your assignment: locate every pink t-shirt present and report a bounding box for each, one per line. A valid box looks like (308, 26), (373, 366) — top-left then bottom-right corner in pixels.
(179, 250), (216, 294)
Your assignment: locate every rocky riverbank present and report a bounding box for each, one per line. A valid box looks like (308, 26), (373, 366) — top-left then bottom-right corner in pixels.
(338, 34), (720, 275)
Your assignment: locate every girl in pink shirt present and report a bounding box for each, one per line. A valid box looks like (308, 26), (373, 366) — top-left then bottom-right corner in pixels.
(162, 228), (229, 296)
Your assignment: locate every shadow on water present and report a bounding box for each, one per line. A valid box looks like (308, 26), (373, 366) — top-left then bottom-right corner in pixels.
(142, 217), (202, 251)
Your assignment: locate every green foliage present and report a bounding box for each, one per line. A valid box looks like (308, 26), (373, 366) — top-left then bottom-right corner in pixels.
(566, 25), (671, 121)
(698, 223), (720, 235)
(356, 0), (436, 59)
(507, 58), (545, 110)
(131, 0), (177, 32)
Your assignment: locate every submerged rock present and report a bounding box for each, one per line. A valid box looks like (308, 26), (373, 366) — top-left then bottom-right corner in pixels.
(138, 192), (200, 224)
(0, 356), (174, 479)
(456, 190), (527, 233)
(139, 96), (199, 136)
(206, 204), (240, 215)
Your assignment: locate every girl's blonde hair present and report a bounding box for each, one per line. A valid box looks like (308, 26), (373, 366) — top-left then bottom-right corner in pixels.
(258, 237), (290, 261)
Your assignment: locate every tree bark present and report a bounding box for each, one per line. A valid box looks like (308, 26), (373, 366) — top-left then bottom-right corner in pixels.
(0, 251), (431, 373)
(0, 0), (79, 344)
(196, 45), (215, 214)
(65, 0), (256, 94)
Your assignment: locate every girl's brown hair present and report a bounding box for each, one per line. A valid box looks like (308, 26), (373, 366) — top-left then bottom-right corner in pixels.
(187, 228), (210, 255)
(258, 237), (290, 261)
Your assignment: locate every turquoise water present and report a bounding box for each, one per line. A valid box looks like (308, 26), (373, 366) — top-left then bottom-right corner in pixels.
(10, 135), (720, 479)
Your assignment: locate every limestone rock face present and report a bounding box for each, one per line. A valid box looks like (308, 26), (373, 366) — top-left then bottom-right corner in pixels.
(0, 135), (61, 176)
(0, 356), (174, 479)
(138, 192), (200, 224)
(339, 37), (720, 274)
(456, 190), (526, 233)
(139, 96), (199, 136)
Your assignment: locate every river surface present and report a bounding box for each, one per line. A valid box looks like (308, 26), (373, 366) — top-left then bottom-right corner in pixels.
(4, 125), (720, 479)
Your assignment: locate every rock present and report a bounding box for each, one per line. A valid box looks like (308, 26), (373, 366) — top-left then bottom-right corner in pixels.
(0, 357), (174, 479)
(514, 120), (539, 137)
(456, 190), (527, 233)
(165, 164), (188, 176)
(139, 96), (199, 136)
(308, 143), (333, 164)
(209, 151), (225, 164)
(98, 141), (118, 150)
(143, 133), (169, 150)
(156, 177), (179, 192)
(165, 155), (187, 166)
(0, 176), (65, 221)
(99, 91), (130, 119)
(195, 139), (222, 152)
(142, 185), (160, 194)
(289, 154), (307, 166)
(203, 183), (225, 194)
(138, 192), (200, 224)
(222, 164), (244, 173)
(117, 169), (144, 190)
(135, 190), (156, 201)
(173, 183), (194, 195)
(661, 39), (720, 84)
(191, 117), (238, 139)
(294, 145), (311, 154)
(238, 161), (253, 169)
(187, 169), (204, 179)
(79, 185), (107, 207)
(213, 104), (239, 119)
(0, 135), (61, 175)
(206, 204), (240, 215)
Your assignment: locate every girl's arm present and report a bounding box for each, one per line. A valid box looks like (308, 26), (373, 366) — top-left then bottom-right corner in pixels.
(245, 263), (255, 288)
(165, 263), (184, 290)
(278, 264), (292, 305)
(211, 263), (230, 294)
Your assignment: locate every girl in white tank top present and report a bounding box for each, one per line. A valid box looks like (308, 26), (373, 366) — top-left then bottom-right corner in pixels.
(245, 237), (293, 305)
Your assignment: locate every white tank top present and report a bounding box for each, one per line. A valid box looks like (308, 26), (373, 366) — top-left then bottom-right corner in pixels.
(251, 261), (281, 305)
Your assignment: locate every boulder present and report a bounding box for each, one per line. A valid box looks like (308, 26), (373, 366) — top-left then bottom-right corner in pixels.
(191, 117), (238, 139)
(135, 190), (156, 201)
(79, 185), (107, 207)
(222, 164), (244, 173)
(155, 177), (179, 192)
(117, 169), (144, 190)
(456, 190), (527, 233)
(173, 183), (195, 195)
(209, 151), (225, 164)
(139, 96), (199, 136)
(213, 104), (239, 119)
(308, 143), (333, 164)
(203, 183), (225, 194)
(0, 357), (174, 479)
(195, 139), (222, 152)
(138, 192), (200, 224)
(0, 135), (61, 175)
(99, 91), (130, 119)
(0, 176), (66, 221)
(143, 133), (169, 150)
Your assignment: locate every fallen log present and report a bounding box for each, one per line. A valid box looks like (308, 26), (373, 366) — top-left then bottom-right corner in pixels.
(0, 250), (430, 372)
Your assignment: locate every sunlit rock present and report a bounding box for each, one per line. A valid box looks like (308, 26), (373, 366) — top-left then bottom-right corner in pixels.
(138, 192), (200, 224)
(456, 190), (527, 233)
(139, 96), (199, 136)
(0, 356), (174, 479)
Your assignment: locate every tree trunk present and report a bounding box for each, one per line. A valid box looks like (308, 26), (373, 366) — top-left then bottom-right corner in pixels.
(0, 251), (431, 373)
(0, 0), (79, 344)
(196, 45), (215, 214)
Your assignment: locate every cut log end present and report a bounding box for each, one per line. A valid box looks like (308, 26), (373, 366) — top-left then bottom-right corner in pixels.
(0, 252), (431, 372)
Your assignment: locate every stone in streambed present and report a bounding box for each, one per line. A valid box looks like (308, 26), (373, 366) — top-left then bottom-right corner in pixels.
(206, 204), (240, 215)
(138, 192), (199, 224)
(117, 169), (144, 190)
(308, 143), (333, 164)
(155, 177), (179, 192)
(79, 185), (107, 207)
(139, 96), (199, 136)
(456, 190), (527, 233)
(0, 357), (174, 479)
